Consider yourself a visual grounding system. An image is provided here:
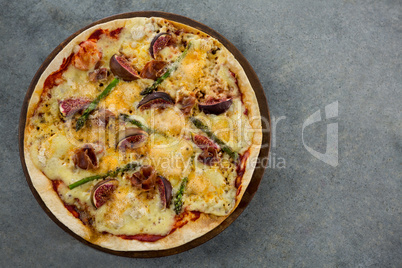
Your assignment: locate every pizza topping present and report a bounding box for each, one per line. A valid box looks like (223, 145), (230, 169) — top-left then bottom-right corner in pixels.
(88, 27), (123, 41)
(130, 165), (157, 191)
(68, 162), (140, 189)
(43, 53), (74, 91)
(88, 68), (109, 82)
(174, 177), (188, 214)
(109, 54), (141, 81)
(177, 94), (196, 115)
(190, 117), (238, 161)
(59, 98), (91, 117)
(90, 109), (115, 127)
(140, 42), (192, 95)
(198, 146), (219, 166)
(137, 91), (174, 110)
(198, 98), (233, 115)
(191, 133), (219, 150)
(229, 70), (238, 86)
(76, 78), (120, 131)
(119, 114), (152, 133)
(149, 33), (173, 59)
(235, 150), (250, 189)
(157, 176), (173, 208)
(72, 40), (102, 71)
(72, 145), (98, 170)
(91, 178), (119, 208)
(117, 127), (148, 151)
(140, 60), (168, 80)
(27, 18), (260, 243)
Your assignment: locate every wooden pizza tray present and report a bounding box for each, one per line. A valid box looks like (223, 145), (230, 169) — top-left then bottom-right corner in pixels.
(19, 11), (271, 257)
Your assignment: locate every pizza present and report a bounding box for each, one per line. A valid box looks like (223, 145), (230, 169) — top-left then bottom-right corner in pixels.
(23, 16), (262, 251)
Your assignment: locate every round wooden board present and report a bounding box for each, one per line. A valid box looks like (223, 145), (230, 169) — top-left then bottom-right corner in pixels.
(19, 11), (271, 257)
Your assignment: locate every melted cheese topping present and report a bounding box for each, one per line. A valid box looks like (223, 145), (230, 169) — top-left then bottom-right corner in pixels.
(25, 17), (257, 237)
(185, 161), (237, 216)
(95, 181), (176, 235)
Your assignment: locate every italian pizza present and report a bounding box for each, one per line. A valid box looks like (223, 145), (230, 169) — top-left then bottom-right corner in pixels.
(23, 16), (262, 251)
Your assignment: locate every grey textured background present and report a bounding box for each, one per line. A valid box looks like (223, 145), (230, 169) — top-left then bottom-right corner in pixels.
(1, 0), (401, 267)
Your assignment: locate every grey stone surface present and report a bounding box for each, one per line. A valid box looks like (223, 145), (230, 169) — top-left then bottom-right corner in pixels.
(1, 0), (401, 267)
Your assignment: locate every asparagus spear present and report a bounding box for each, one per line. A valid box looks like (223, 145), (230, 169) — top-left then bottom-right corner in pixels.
(140, 42), (192, 95)
(190, 117), (239, 161)
(76, 78), (120, 131)
(174, 177), (188, 214)
(119, 113), (167, 137)
(68, 162), (139, 189)
(119, 113), (152, 133)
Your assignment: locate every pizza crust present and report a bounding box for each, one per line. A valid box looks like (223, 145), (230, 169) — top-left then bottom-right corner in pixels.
(24, 16), (262, 252)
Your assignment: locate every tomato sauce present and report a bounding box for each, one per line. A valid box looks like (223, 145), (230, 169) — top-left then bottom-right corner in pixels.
(43, 52), (74, 92)
(51, 180), (81, 219)
(235, 149), (250, 190)
(88, 27), (123, 41)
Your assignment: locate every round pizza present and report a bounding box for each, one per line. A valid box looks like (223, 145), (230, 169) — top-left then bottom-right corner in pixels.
(23, 16), (262, 252)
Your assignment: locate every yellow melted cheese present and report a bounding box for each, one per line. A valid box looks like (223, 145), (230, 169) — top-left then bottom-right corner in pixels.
(95, 181), (176, 235)
(185, 162), (237, 216)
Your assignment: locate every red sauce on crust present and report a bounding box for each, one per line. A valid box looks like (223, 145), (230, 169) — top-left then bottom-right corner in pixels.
(64, 204), (81, 219)
(118, 234), (166, 242)
(51, 179), (62, 192)
(43, 27), (123, 92)
(236, 185), (243, 196)
(235, 150), (250, 190)
(88, 27), (123, 41)
(51, 180), (81, 219)
(43, 53), (74, 91)
(37, 26), (123, 113)
(109, 27), (123, 39)
(88, 29), (104, 41)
